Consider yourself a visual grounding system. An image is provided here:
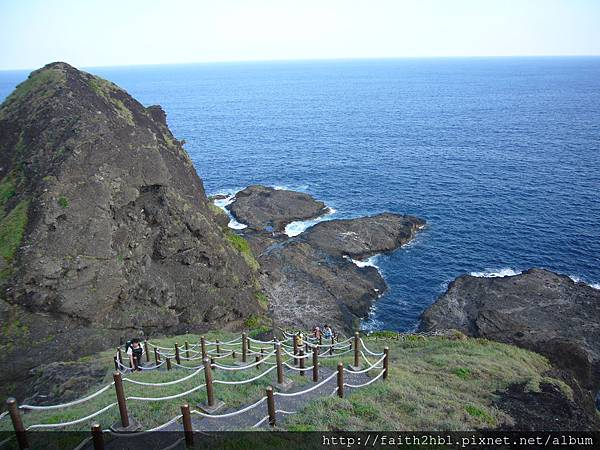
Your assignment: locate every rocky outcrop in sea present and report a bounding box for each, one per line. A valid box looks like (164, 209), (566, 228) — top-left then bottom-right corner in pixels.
(223, 186), (425, 332)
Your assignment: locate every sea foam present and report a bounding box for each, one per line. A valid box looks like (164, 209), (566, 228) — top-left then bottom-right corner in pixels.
(284, 207), (337, 237)
(470, 268), (522, 278)
(211, 191), (248, 230)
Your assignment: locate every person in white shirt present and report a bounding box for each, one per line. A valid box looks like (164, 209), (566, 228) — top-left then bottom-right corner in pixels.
(126, 338), (144, 371)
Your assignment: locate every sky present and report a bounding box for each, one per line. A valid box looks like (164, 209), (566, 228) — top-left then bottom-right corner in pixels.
(1, 0), (599, 70)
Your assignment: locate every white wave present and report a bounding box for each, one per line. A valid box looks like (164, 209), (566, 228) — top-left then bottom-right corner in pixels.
(569, 275), (600, 290)
(272, 184), (309, 192)
(343, 254), (380, 269)
(470, 268), (522, 278)
(284, 207), (336, 237)
(210, 191), (247, 230)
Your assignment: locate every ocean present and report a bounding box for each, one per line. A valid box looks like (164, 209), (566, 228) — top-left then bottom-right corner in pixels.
(1, 57), (599, 331)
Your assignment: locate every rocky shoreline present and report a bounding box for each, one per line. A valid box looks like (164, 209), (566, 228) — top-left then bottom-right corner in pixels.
(213, 185), (425, 332)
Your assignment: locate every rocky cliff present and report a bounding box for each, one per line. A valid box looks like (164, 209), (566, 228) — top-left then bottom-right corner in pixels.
(420, 268), (600, 425)
(0, 63), (262, 398)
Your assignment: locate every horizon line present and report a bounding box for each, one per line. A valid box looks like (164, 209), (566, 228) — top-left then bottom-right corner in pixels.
(2, 53), (600, 72)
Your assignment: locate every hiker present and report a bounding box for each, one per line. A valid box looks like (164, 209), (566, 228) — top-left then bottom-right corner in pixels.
(126, 338), (144, 371)
(296, 331), (304, 349)
(313, 326), (323, 340)
(323, 324), (333, 340)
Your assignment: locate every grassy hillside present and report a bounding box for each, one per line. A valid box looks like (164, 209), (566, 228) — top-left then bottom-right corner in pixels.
(0, 330), (568, 433)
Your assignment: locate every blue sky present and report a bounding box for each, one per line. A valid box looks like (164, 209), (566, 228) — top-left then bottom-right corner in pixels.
(1, 0), (599, 70)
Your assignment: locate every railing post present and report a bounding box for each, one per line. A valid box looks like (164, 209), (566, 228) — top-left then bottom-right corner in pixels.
(260, 347), (265, 366)
(175, 343), (181, 365)
(329, 335), (334, 355)
(166, 357), (172, 370)
(215, 339), (221, 356)
(299, 348), (305, 377)
(242, 333), (247, 363)
(91, 423), (104, 450)
(232, 350), (236, 359)
(293, 335), (298, 366)
(383, 347), (389, 380)
(181, 404), (193, 447)
(312, 348), (319, 382)
(113, 372), (130, 428)
(354, 331), (360, 368)
(185, 340), (190, 359)
(116, 347), (122, 366)
(6, 397), (28, 450)
(266, 386), (276, 426)
(200, 336), (207, 359)
(255, 351), (261, 370)
(113, 356), (119, 371)
(154, 347), (160, 365)
(144, 340), (150, 362)
(203, 357), (215, 407)
(337, 362), (344, 398)
(276, 343), (284, 384)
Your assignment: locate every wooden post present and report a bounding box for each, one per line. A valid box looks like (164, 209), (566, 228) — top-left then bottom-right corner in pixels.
(241, 333), (247, 363)
(337, 362), (344, 398)
(260, 347), (265, 366)
(266, 387), (276, 426)
(203, 357), (215, 407)
(329, 335), (334, 355)
(293, 335), (298, 366)
(181, 404), (193, 447)
(216, 339), (221, 356)
(200, 336), (207, 359)
(232, 350), (236, 359)
(91, 423), (104, 450)
(117, 347), (122, 364)
(299, 348), (305, 377)
(312, 348), (319, 382)
(175, 343), (181, 364)
(154, 347), (160, 365)
(319, 335), (323, 347)
(113, 372), (129, 428)
(383, 347), (389, 380)
(113, 356), (119, 371)
(166, 357), (172, 370)
(144, 340), (150, 362)
(6, 398), (28, 450)
(185, 340), (190, 359)
(276, 343), (284, 384)
(354, 331), (360, 368)
(255, 353), (261, 370)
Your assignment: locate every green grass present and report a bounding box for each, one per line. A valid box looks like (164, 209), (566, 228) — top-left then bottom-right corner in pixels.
(0, 332), (566, 433)
(88, 76), (135, 126)
(225, 230), (259, 271)
(0, 174), (16, 217)
(57, 196), (69, 209)
(255, 291), (269, 309)
(1, 67), (64, 110)
(285, 335), (560, 431)
(0, 199), (29, 263)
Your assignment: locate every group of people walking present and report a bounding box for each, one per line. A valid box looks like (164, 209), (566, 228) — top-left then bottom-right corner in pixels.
(312, 324), (335, 341)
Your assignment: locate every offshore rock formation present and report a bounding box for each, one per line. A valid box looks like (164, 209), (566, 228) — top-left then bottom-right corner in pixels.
(0, 63), (262, 398)
(228, 185), (327, 232)
(226, 189), (425, 331)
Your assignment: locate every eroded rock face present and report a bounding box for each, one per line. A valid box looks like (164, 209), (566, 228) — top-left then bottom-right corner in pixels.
(228, 185), (327, 231)
(420, 269), (600, 391)
(0, 62), (261, 398)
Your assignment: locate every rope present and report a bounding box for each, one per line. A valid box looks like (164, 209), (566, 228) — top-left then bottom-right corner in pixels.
(127, 383), (206, 401)
(319, 348), (353, 358)
(274, 371), (337, 398)
(27, 403), (117, 429)
(123, 366), (204, 386)
(344, 369), (385, 388)
(204, 337), (242, 345)
(252, 415), (270, 428)
(190, 396), (266, 419)
(0, 411), (9, 420)
(106, 414), (183, 437)
(345, 354), (386, 374)
(283, 363), (314, 372)
(212, 350), (275, 371)
(359, 338), (385, 356)
(282, 348), (311, 359)
(172, 362), (205, 370)
(20, 383), (114, 410)
(213, 365), (277, 385)
(329, 387), (339, 397)
(276, 409), (297, 415)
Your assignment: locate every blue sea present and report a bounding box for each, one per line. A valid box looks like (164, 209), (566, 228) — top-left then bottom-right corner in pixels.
(1, 58), (599, 331)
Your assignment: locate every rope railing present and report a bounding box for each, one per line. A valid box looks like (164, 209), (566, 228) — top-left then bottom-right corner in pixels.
(4, 330), (390, 442)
